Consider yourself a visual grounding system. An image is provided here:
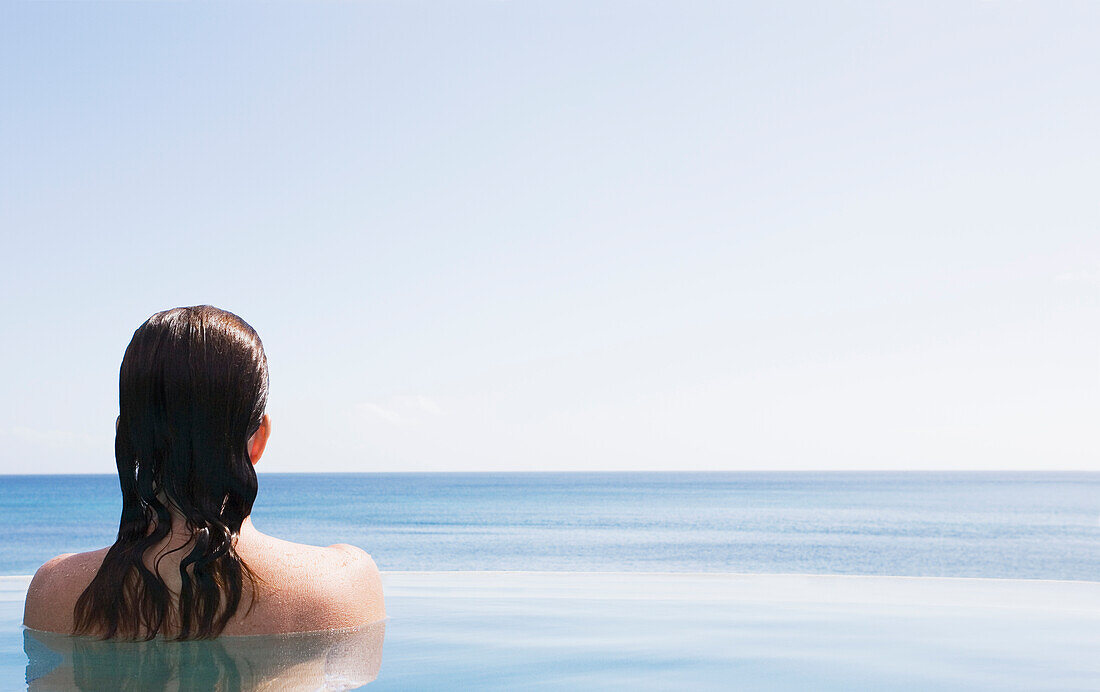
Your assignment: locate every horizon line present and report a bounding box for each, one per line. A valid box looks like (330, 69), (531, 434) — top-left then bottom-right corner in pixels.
(2, 469), (1098, 477)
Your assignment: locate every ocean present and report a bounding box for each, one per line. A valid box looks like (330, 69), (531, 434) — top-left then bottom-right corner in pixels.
(5, 472), (1100, 689)
(2, 471), (1098, 579)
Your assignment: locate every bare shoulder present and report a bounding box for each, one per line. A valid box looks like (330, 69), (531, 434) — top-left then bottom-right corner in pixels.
(305, 543), (385, 628)
(327, 542), (379, 569)
(24, 548), (109, 633)
(327, 544), (383, 590)
(232, 536), (385, 634)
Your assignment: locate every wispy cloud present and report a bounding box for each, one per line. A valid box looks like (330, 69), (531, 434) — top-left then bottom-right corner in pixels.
(0, 426), (103, 451)
(355, 395), (444, 427)
(1055, 264), (1100, 285)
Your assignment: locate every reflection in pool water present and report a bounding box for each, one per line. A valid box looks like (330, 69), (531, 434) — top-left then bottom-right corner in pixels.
(6, 572), (1100, 690)
(23, 620), (385, 691)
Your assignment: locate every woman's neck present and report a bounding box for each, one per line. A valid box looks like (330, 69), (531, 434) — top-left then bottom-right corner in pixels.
(152, 509), (259, 549)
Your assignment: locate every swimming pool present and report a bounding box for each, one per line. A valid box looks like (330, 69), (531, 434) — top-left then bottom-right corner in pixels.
(5, 571), (1100, 690)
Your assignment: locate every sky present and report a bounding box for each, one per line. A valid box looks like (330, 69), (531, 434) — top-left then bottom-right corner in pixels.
(1, 1), (1097, 473)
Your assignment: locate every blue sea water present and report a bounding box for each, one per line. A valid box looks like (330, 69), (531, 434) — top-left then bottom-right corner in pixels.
(1, 471), (1098, 579)
(3, 472), (1100, 689)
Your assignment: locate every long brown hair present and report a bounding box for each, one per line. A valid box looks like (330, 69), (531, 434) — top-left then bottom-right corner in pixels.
(74, 305), (269, 640)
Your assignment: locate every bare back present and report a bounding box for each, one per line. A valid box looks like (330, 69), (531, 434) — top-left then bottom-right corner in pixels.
(23, 519), (385, 637)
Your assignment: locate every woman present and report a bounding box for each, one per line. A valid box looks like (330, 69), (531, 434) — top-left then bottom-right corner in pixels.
(23, 305), (385, 639)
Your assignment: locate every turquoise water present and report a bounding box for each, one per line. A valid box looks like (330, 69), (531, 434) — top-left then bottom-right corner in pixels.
(7, 572), (1100, 690)
(2, 472), (1098, 578)
(3, 472), (1099, 689)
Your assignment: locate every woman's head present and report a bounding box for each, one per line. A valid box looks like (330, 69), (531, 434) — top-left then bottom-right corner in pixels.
(75, 305), (269, 640)
(117, 305), (269, 526)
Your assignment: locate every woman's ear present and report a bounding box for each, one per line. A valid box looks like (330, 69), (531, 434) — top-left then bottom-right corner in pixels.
(247, 414), (271, 466)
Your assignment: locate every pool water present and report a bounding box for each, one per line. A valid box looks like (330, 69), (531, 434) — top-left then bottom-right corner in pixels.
(5, 572), (1100, 690)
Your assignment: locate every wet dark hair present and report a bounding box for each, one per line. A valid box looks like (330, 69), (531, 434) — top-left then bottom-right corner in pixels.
(74, 305), (269, 640)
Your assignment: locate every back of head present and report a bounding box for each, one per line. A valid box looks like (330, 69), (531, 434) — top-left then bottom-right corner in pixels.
(74, 305), (269, 640)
